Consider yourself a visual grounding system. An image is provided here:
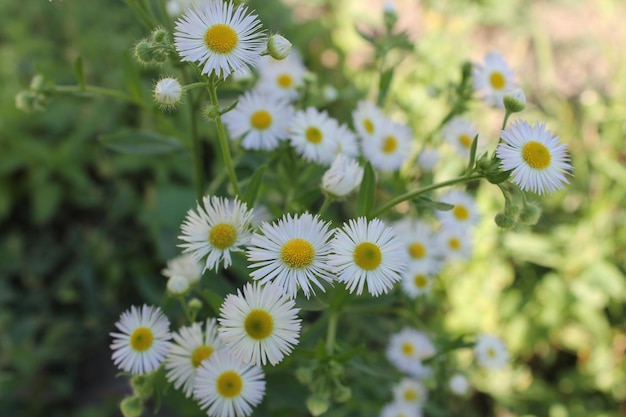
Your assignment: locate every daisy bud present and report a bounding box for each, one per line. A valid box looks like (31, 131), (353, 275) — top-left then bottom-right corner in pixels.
(134, 39), (154, 65)
(322, 155), (364, 199)
(503, 88), (526, 113)
(120, 396), (143, 417)
(15, 91), (46, 113)
(306, 392), (330, 417)
(130, 375), (154, 400)
(151, 27), (169, 44)
(166, 275), (189, 295)
(153, 77), (183, 111)
(267, 34), (292, 60)
(494, 212), (516, 229)
(518, 201), (541, 225)
(383, 1), (398, 31)
(188, 297), (203, 311)
(333, 383), (352, 403)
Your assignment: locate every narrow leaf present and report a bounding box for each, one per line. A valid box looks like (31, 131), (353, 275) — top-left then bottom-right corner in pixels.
(354, 25), (376, 44)
(99, 130), (183, 155)
(73, 56), (86, 90)
(201, 289), (224, 315)
(413, 196), (454, 211)
(220, 99), (239, 115)
(122, 52), (143, 102)
(466, 134), (478, 176)
(356, 161), (376, 218)
(242, 165), (266, 208)
(377, 68), (394, 106)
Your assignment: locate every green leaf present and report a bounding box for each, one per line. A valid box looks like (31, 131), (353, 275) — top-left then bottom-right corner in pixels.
(354, 25), (376, 44)
(220, 99), (239, 115)
(99, 130), (183, 155)
(242, 165), (266, 208)
(412, 196), (454, 211)
(73, 56), (86, 90)
(201, 289), (225, 315)
(466, 134), (478, 176)
(377, 68), (394, 106)
(356, 161), (376, 218)
(122, 52), (143, 102)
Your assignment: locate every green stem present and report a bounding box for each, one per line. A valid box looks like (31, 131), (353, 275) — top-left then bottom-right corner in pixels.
(318, 195), (333, 216)
(177, 296), (193, 323)
(371, 174), (483, 218)
(54, 85), (146, 108)
(183, 82), (209, 92)
(502, 110), (512, 130)
(207, 78), (240, 196)
(326, 310), (339, 355)
(189, 92), (205, 204)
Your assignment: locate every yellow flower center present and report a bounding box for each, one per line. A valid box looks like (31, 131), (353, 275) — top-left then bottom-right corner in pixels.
(250, 110), (272, 130)
(449, 238), (461, 250)
(408, 243), (426, 259)
(216, 370), (243, 398)
(130, 327), (154, 352)
(363, 118), (374, 134)
(277, 74), (293, 88)
(353, 242), (382, 270)
(404, 389), (418, 401)
(204, 24), (238, 54)
(489, 71), (506, 90)
(522, 141), (551, 169)
(458, 134), (472, 148)
(382, 136), (397, 154)
(453, 205), (469, 221)
(191, 345), (215, 368)
(401, 342), (414, 355)
(281, 238), (315, 268)
(244, 309), (274, 340)
(414, 274), (428, 288)
(305, 126), (323, 144)
(209, 223), (238, 250)
(487, 347), (496, 358)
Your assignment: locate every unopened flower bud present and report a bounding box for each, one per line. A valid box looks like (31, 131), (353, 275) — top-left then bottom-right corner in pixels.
(134, 39), (154, 65)
(267, 34), (292, 60)
(131, 375), (154, 400)
(151, 27), (170, 44)
(306, 392), (330, 417)
(383, 1), (398, 30)
(154, 77), (183, 111)
(503, 88), (526, 113)
(166, 275), (189, 295)
(188, 297), (203, 312)
(333, 383), (352, 403)
(322, 155), (363, 199)
(120, 396), (143, 417)
(518, 201), (541, 225)
(494, 212), (516, 229)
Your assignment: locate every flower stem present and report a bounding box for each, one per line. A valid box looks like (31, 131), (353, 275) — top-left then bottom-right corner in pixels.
(54, 85), (147, 108)
(326, 310), (339, 355)
(318, 195), (333, 216)
(371, 174), (483, 218)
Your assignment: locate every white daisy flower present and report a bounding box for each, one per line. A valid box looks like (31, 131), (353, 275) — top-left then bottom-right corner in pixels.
(329, 217), (408, 297)
(436, 226), (473, 262)
(255, 54), (307, 101)
(416, 146), (440, 172)
(218, 282), (301, 366)
(174, 1), (266, 78)
(166, 0), (198, 17)
(288, 107), (340, 165)
(474, 333), (509, 370)
(380, 401), (423, 417)
(153, 77), (183, 110)
(179, 195), (254, 273)
(362, 118), (412, 172)
(392, 219), (444, 274)
(165, 319), (223, 398)
(162, 253), (203, 285)
(392, 378), (428, 408)
(435, 190), (480, 230)
(110, 305), (171, 375)
(322, 154), (364, 199)
(441, 116), (478, 157)
(496, 120), (573, 194)
(352, 100), (385, 142)
(386, 328), (436, 378)
(332, 122), (360, 159)
(449, 373), (470, 395)
(167, 275), (190, 295)
(223, 91), (293, 151)
(473, 51), (517, 108)
(247, 213), (335, 298)
(400, 265), (436, 299)
(194, 349), (265, 417)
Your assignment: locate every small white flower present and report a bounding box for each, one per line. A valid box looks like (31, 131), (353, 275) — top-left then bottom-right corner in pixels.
(167, 275), (190, 295)
(386, 328), (436, 378)
(392, 378), (428, 408)
(435, 190), (480, 230)
(154, 77), (183, 110)
(400, 265), (436, 299)
(362, 117), (412, 172)
(322, 154), (364, 198)
(496, 120), (572, 194)
(503, 88), (526, 113)
(179, 195), (254, 273)
(166, 0), (197, 17)
(380, 401), (423, 417)
(437, 226), (473, 262)
(474, 334), (509, 370)
(473, 51), (517, 108)
(174, 1), (266, 78)
(165, 319), (223, 398)
(417, 146), (440, 172)
(110, 305), (172, 375)
(332, 122), (360, 159)
(267, 34), (292, 60)
(352, 100), (385, 142)
(194, 349), (265, 417)
(329, 217), (408, 297)
(247, 213), (335, 298)
(288, 107), (340, 165)
(449, 373), (470, 395)
(392, 219), (444, 274)
(223, 90), (293, 151)
(255, 54), (307, 101)
(218, 282), (301, 366)
(441, 117), (478, 157)
(162, 253), (202, 285)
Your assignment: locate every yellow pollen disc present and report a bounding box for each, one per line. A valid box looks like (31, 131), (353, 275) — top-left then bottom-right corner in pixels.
(191, 345), (214, 368)
(414, 274), (428, 288)
(401, 343), (414, 355)
(522, 141), (551, 169)
(305, 126), (323, 144)
(408, 243), (426, 259)
(458, 134), (472, 148)
(245, 309), (274, 340)
(404, 390), (418, 401)
(363, 118), (374, 134)
(209, 223), (238, 250)
(453, 205), (469, 221)
(216, 370), (243, 398)
(487, 347), (496, 358)
(382, 136), (398, 154)
(250, 110), (272, 130)
(277, 74), (293, 88)
(353, 242), (382, 270)
(130, 327), (154, 352)
(204, 24), (238, 54)
(449, 238), (461, 250)
(489, 71), (506, 90)
(281, 238), (315, 268)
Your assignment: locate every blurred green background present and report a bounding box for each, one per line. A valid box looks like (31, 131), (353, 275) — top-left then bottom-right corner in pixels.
(1, 0), (625, 416)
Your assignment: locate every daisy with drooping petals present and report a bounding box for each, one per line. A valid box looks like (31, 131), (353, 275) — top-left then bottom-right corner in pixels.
(496, 120), (572, 195)
(255, 54), (307, 101)
(174, 1), (266, 78)
(441, 116), (478, 157)
(322, 154), (364, 199)
(223, 91), (293, 151)
(179, 195), (254, 273)
(194, 349), (265, 417)
(110, 305), (171, 375)
(386, 328), (436, 378)
(361, 117), (412, 172)
(435, 190), (480, 230)
(247, 213), (335, 298)
(329, 217), (408, 297)
(218, 282), (301, 366)
(392, 378), (428, 408)
(352, 100), (385, 142)
(288, 107), (340, 165)
(165, 319), (223, 398)
(474, 333), (509, 370)
(473, 51), (517, 108)
(392, 219), (444, 274)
